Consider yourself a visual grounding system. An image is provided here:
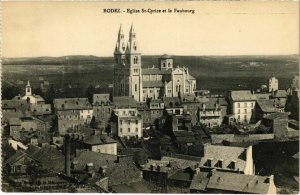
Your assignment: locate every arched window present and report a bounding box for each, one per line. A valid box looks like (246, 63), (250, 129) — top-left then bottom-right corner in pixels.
(134, 57), (138, 64)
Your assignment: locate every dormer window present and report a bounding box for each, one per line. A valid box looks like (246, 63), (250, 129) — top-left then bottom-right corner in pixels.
(228, 161), (236, 170)
(205, 159), (212, 167)
(215, 160), (223, 168)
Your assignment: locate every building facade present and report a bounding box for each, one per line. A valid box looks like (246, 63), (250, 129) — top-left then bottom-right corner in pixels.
(113, 24), (196, 102)
(268, 77), (278, 92)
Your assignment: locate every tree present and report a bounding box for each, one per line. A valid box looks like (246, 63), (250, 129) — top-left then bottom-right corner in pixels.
(45, 84), (56, 104)
(86, 85), (94, 104)
(33, 87), (44, 97)
(2, 85), (21, 99)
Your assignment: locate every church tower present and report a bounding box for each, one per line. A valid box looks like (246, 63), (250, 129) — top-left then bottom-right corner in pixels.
(113, 24), (143, 102)
(113, 24), (128, 97)
(25, 80), (32, 96)
(125, 24), (142, 102)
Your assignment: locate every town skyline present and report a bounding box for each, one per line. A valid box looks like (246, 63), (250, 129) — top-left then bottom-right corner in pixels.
(3, 1), (299, 58)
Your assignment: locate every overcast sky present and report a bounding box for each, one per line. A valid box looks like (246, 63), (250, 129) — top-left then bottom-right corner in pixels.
(3, 1), (299, 57)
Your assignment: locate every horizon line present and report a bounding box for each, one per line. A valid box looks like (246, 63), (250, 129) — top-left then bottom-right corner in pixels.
(3, 53), (299, 59)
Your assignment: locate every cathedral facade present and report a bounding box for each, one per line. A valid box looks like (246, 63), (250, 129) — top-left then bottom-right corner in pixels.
(113, 24), (196, 102)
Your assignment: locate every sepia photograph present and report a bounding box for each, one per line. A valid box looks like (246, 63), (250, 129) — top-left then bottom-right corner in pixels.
(1, 1), (299, 193)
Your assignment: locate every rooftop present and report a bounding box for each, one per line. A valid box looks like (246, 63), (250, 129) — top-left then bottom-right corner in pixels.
(256, 99), (279, 113)
(206, 171), (272, 194)
(230, 90), (256, 101)
(54, 98), (92, 110)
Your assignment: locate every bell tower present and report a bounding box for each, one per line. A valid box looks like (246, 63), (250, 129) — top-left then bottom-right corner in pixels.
(113, 24), (128, 97)
(25, 80), (32, 96)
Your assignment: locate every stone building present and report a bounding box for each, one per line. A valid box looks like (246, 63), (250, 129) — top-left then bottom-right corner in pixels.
(199, 144), (254, 175)
(111, 108), (143, 138)
(19, 81), (45, 104)
(113, 24), (196, 102)
(54, 98), (93, 135)
(228, 90), (256, 124)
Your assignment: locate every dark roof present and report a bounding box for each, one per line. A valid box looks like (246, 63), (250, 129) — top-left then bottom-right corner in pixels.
(5, 150), (28, 165)
(29, 104), (52, 115)
(142, 68), (172, 75)
(190, 172), (210, 191)
(73, 150), (117, 171)
(263, 112), (289, 120)
(82, 135), (117, 145)
(9, 118), (21, 125)
(163, 97), (182, 108)
(113, 96), (137, 108)
(106, 157), (142, 186)
(25, 145), (41, 156)
(2, 99), (29, 109)
(207, 171), (271, 194)
(111, 180), (155, 193)
(31, 145), (65, 172)
(142, 81), (164, 88)
(255, 93), (271, 100)
(174, 131), (196, 143)
(256, 99), (278, 113)
(93, 93), (111, 105)
(53, 98), (92, 110)
(169, 169), (193, 181)
(272, 90), (288, 98)
(230, 90), (256, 101)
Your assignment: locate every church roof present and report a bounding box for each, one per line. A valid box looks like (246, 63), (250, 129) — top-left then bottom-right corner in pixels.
(142, 81), (164, 88)
(142, 68), (172, 75)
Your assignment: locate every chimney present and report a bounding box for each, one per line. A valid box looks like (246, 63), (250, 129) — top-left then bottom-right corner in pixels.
(64, 134), (71, 177)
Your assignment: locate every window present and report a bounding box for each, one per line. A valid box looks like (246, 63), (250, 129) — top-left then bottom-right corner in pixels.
(134, 56), (138, 64)
(244, 109), (247, 113)
(135, 84), (138, 92)
(120, 128), (122, 132)
(205, 159), (212, 167)
(186, 89), (189, 93)
(163, 63), (166, 67)
(150, 90), (153, 93)
(168, 89), (171, 93)
(238, 109), (240, 114)
(215, 160), (223, 168)
(168, 63), (171, 67)
(136, 128), (138, 133)
(238, 115), (240, 120)
(251, 103), (254, 107)
(244, 103), (247, 107)
(120, 120), (123, 124)
(237, 103), (240, 108)
(136, 120), (138, 124)
(128, 128), (130, 132)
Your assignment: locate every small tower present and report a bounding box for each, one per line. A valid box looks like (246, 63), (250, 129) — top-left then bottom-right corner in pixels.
(25, 81), (32, 96)
(159, 54), (173, 70)
(268, 77), (278, 92)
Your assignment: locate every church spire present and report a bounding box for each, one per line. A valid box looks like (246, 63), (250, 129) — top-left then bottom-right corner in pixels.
(114, 24), (126, 54)
(126, 23), (139, 54)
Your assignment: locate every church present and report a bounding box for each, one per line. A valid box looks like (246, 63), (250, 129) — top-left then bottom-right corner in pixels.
(113, 24), (196, 102)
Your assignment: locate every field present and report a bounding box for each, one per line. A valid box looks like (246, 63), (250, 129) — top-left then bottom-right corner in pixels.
(2, 55), (299, 96)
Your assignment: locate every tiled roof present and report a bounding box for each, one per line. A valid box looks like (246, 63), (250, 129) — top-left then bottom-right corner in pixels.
(163, 97), (182, 108)
(256, 99), (279, 113)
(173, 131), (196, 143)
(113, 96), (137, 108)
(5, 150), (27, 165)
(111, 180), (155, 193)
(106, 157), (142, 186)
(54, 98), (92, 110)
(206, 171), (270, 194)
(255, 93), (271, 100)
(263, 112), (289, 120)
(93, 93), (111, 105)
(30, 104), (52, 115)
(142, 68), (172, 75)
(190, 172), (210, 191)
(230, 90), (256, 101)
(169, 169), (193, 181)
(2, 99), (29, 109)
(31, 145), (65, 172)
(25, 145), (41, 156)
(273, 90), (288, 98)
(142, 80), (164, 88)
(73, 150), (117, 171)
(82, 135), (117, 145)
(200, 144), (248, 172)
(9, 117), (21, 125)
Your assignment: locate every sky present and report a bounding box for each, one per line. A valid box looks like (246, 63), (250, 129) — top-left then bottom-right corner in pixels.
(2, 1), (299, 57)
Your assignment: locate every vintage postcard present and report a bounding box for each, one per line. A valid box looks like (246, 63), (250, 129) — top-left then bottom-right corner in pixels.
(1, 1), (299, 193)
